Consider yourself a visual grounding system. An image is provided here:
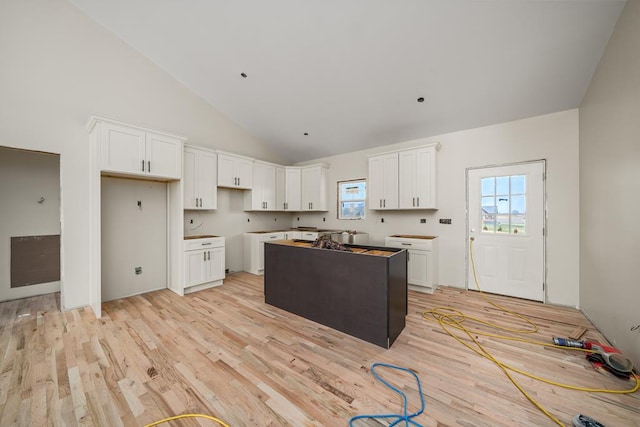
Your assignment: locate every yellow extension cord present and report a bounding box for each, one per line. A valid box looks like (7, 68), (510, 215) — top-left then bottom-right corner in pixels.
(144, 413), (230, 427)
(422, 238), (639, 426)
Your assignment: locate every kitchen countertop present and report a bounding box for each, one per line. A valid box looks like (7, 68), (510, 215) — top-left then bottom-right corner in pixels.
(269, 240), (394, 257)
(245, 228), (344, 234)
(388, 234), (437, 239)
(184, 234), (221, 240)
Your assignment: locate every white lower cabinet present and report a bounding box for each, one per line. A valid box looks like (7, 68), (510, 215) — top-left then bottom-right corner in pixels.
(183, 236), (225, 293)
(385, 236), (438, 293)
(284, 231), (302, 240)
(299, 231), (319, 241)
(244, 232), (285, 275)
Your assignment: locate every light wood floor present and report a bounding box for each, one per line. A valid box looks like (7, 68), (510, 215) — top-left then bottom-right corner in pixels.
(1, 273), (638, 426)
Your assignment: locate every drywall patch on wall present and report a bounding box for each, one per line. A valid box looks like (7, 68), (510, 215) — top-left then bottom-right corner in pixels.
(11, 235), (61, 287)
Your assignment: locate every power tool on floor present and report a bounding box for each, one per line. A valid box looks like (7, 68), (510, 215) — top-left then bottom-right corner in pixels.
(552, 337), (637, 427)
(552, 337), (635, 378)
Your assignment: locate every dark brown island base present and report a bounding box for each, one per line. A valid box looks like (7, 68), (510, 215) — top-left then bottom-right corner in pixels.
(264, 240), (407, 348)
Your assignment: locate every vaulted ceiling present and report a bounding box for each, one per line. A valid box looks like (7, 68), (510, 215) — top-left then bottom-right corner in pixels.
(69, 0), (625, 163)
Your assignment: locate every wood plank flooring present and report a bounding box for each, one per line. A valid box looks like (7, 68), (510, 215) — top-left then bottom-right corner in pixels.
(1, 273), (638, 426)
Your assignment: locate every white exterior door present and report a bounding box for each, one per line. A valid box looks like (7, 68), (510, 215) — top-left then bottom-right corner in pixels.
(467, 161), (545, 301)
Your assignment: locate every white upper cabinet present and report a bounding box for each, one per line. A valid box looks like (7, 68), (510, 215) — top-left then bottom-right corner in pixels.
(284, 167), (301, 211)
(184, 145), (217, 210)
(217, 152), (253, 189)
(368, 152), (399, 210)
(398, 144), (439, 209)
(145, 132), (183, 179)
(92, 118), (183, 180)
(244, 161), (277, 210)
(275, 166), (286, 211)
(301, 164), (329, 211)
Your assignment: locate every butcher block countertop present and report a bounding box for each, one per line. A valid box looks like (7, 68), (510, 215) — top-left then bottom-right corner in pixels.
(388, 234), (437, 239)
(270, 239), (396, 257)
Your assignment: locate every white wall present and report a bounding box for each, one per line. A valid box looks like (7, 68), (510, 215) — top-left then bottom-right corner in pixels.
(101, 177), (167, 302)
(579, 0), (640, 367)
(0, 0), (286, 310)
(297, 109), (580, 306)
(0, 147), (61, 301)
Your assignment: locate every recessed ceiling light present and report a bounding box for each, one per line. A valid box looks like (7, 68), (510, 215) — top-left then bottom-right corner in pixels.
(417, 97), (424, 103)
(240, 72), (247, 78)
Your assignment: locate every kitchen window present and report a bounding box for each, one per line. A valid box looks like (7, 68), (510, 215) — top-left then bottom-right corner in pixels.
(338, 179), (366, 220)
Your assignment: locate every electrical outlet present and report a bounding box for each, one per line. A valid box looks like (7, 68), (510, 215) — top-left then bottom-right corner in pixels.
(439, 218), (452, 225)
(380, 218), (384, 223)
(190, 219), (193, 224)
(225, 268), (230, 274)
(135, 267), (142, 275)
(420, 218), (426, 223)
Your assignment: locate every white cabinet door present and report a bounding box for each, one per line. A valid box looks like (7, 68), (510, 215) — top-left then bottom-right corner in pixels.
(197, 149), (217, 209)
(247, 162), (267, 210)
(208, 247), (225, 282)
(398, 149), (417, 209)
(146, 132), (182, 179)
(407, 249), (429, 288)
(217, 153), (236, 187)
(183, 149), (198, 209)
(184, 250), (207, 287)
(235, 157), (253, 189)
(285, 167), (301, 211)
(414, 146), (436, 209)
(100, 122), (146, 175)
(184, 147), (217, 209)
(245, 162), (276, 210)
(275, 167), (286, 211)
(368, 152), (398, 210)
(398, 146), (437, 209)
(218, 153), (253, 189)
(301, 165), (328, 211)
(263, 164), (276, 210)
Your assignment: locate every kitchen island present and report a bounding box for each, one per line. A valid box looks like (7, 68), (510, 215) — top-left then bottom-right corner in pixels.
(264, 240), (407, 348)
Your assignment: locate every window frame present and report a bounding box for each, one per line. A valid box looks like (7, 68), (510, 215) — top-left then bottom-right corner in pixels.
(337, 178), (366, 220)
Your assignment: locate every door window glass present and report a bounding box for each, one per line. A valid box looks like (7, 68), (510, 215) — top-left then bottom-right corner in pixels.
(480, 175), (526, 234)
